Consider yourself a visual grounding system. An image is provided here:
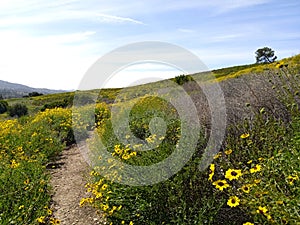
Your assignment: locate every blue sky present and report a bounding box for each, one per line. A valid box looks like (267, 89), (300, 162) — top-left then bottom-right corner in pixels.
(0, 0), (299, 89)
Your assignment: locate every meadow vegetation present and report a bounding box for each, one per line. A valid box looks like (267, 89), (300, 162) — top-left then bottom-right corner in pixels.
(0, 54), (299, 224)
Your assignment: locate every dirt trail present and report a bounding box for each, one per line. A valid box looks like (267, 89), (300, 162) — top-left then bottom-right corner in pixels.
(49, 140), (106, 225)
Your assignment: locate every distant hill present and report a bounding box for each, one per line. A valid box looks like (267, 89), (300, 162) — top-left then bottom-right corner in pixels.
(0, 80), (67, 99)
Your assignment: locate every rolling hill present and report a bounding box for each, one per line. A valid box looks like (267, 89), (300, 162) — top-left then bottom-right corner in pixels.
(0, 79), (67, 99)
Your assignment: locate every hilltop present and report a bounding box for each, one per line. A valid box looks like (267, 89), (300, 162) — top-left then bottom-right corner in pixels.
(0, 79), (67, 99)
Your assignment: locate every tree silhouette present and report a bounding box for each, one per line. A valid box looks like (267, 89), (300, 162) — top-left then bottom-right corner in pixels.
(255, 47), (277, 63)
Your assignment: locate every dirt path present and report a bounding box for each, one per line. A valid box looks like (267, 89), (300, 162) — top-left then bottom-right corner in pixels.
(49, 140), (106, 225)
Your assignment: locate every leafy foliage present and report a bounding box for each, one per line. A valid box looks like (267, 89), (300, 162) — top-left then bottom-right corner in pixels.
(0, 100), (8, 114)
(255, 47), (277, 64)
(8, 103), (28, 117)
(172, 74), (194, 85)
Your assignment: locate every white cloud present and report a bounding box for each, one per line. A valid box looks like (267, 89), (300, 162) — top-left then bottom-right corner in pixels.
(0, 31), (98, 90)
(0, 0), (145, 27)
(96, 13), (145, 25)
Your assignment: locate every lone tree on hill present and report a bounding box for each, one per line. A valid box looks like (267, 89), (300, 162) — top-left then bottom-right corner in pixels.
(255, 47), (277, 64)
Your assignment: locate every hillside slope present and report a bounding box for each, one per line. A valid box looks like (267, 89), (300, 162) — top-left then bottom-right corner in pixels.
(0, 80), (67, 99)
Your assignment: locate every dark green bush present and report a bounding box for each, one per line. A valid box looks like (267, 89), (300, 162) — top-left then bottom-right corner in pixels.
(41, 99), (70, 111)
(173, 74), (194, 85)
(0, 100), (8, 114)
(8, 103), (28, 117)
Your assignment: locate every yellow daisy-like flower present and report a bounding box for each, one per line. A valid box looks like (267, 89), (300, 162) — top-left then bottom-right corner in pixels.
(240, 133), (250, 139)
(250, 164), (261, 173)
(243, 223), (254, 225)
(225, 169), (242, 181)
(227, 196), (240, 207)
(10, 159), (20, 169)
(212, 180), (230, 191)
(50, 218), (61, 225)
(208, 164), (215, 181)
(102, 204), (109, 211)
(224, 149), (232, 155)
(213, 152), (222, 159)
(257, 206), (268, 215)
(129, 221), (134, 225)
(36, 216), (45, 223)
(101, 184), (108, 190)
(122, 154), (130, 160)
(241, 184), (251, 193)
(24, 179), (30, 185)
(47, 209), (53, 215)
(287, 174), (299, 185)
(254, 179), (261, 184)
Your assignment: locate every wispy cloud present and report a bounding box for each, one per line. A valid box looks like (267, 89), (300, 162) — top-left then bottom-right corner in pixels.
(177, 28), (195, 33)
(209, 34), (244, 43)
(0, 0), (299, 89)
(0, 11), (145, 27)
(210, 0), (272, 13)
(96, 13), (145, 25)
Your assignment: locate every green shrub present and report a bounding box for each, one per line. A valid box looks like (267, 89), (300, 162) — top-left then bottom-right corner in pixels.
(41, 99), (70, 111)
(8, 103), (28, 117)
(172, 74), (194, 85)
(0, 100), (8, 114)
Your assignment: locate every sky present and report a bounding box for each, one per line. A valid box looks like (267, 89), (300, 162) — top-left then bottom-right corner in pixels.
(0, 0), (299, 90)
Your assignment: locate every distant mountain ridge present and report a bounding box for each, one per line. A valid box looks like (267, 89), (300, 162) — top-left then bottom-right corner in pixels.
(0, 80), (67, 99)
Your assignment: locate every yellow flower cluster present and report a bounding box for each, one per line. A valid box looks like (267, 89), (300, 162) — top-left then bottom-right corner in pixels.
(112, 144), (137, 160)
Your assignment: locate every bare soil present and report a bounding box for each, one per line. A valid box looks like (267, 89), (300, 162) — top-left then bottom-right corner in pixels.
(49, 141), (106, 225)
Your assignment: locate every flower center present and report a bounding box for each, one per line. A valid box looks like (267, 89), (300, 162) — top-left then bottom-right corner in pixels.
(218, 182), (224, 186)
(231, 171), (238, 176)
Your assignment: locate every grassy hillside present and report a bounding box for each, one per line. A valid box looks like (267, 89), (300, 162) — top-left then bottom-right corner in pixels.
(1, 54), (299, 117)
(0, 54), (299, 224)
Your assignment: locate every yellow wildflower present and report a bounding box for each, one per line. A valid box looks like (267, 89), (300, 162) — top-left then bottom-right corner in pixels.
(240, 133), (250, 139)
(257, 206), (268, 215)
(212, 180), (230, 191)
(10, 159), (20, 168)
(250, 164), (261, 173)
(50, 218), (60, 225)
(102, 204), (109, 211)
(24, 179), (30, 185)
(241, 184), (251, 193)
(36, 216), (45, 223)
(208, 164), (215, 181)
(224, 149), (232, 155)
(225, 169), (242, 181)
(213, 152), (222, 159)
(47, 209), (52, 215)
(101, 184), (108, 190)
(287, 174), (299, 185)
(227, 196), (240, 207)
